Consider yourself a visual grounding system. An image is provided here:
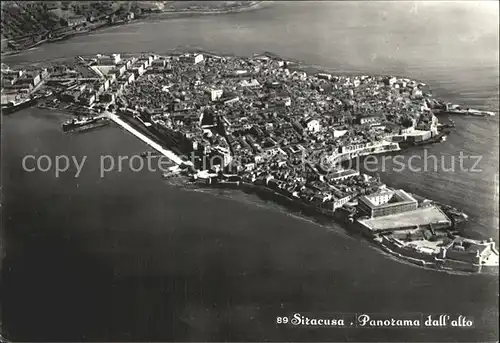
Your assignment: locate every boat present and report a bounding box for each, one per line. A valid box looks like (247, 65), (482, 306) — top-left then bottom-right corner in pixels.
(162, 170), (181, 178)
(140, 150), (161, 158)
(1, 97), (38, 114)
(62, 116), (110, 133)
(467, 109), (496, 117)
(410, 131), (449, 147)
(442, 104), (495, 117)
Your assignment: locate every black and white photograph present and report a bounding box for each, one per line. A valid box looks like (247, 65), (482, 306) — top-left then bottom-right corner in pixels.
(1, 1), (499, 342)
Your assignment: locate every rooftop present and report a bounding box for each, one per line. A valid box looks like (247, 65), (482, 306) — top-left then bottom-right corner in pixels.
(360, 189), (417, 208)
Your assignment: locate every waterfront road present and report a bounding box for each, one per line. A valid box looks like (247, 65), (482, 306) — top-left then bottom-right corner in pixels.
(102, 111), (186, 165)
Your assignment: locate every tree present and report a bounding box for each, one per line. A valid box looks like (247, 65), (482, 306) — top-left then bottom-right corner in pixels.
(401, 116), (413, 128)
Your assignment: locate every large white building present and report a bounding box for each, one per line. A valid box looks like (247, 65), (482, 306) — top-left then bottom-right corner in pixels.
(208, 88), (223, 102)
(358, 189), (418, 218)
(180, 53), (204, 65)
(194, 54), (204, 64)
(305, 118), (321, 133)
(97, 53), (121, 65)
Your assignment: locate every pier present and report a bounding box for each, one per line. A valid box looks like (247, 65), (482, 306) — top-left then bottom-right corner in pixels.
(103, 111), (186, 166)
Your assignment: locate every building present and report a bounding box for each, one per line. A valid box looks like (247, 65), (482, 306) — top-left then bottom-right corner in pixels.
(49, 8), (85, 27)
(317, 73), (332, 81)
(305, 118), (321, 133)
(1, 69), (24, 84)
(386, 76), (397, 86)
(193, 54), (204, 64)
(180, 53), (204, 65)
(333, 194), (353, 210)
(132, 65), (145, 78)
(151, 59), (166, 70)
(391, 128), (432, 143)
(110, 65), (126, 78)
(40, 68), (50, 80)
(339, 142), (365, 154)
(1, 36), (8, 50)
(78, 91), (96, 106)
(66, 15), (87, 27)
(61, 90), (81, 103)
(99, 92), (115, 103)
(240, 79), (261, 88)
(358, 189), (418, 218)
(441, 238), (499, 266)
(210, 146), (233, 170)
(271, 94), (291, 107)
(7, 77), (34, 93)
(208, 88), (223, 102)
(97, 54), (121, 66)
(328, 168), (360, 182)
(333, 129), (348, 138)
(26, 72), (41, 87)
(122, 59), (133, 69)
(359, 115), (381, 125)
(138, 56), (154, 69)
(416, 112), (438, 134)
(223, 96), (240, 105)
(1, 93), (20, 105)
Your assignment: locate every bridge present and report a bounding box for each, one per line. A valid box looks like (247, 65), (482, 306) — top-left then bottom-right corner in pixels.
(103, 111), (187, 166)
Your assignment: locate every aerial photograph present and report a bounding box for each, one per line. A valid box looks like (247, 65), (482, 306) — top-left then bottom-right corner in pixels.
(0, 1), (498, 342)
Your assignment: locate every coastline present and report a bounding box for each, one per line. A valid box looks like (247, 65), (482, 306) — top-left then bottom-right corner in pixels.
(2, 5), (499, 341)
(167, 175), (497, 275)
(148, 1), (269, 19)
(0, 1), (270, 58)
(7, 47), (498, 274)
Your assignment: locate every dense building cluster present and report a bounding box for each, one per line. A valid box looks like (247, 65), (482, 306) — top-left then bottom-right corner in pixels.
(101, 52), (442, 212)
(1, 50), (496, 271)
(1, 1), (146, 52)
(1, 51), (441, 212)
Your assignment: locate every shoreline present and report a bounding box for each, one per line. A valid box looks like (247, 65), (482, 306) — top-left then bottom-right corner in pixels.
(7, 49), (498, 275)
(167, 176), (497, 275)
(147, 1), (269, 19)
(0, 1), (270, 58)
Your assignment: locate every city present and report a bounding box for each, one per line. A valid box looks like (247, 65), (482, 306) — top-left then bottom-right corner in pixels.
(2, 50), (498, 273)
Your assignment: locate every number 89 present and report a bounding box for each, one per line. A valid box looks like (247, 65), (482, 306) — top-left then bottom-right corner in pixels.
(276, 316), (289, 324)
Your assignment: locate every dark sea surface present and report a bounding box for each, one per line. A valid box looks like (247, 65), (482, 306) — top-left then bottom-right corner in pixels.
(2, 1), (499, 341)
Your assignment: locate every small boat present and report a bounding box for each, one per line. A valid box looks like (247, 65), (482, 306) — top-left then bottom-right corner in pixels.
(467, 109), (496, 117)
(62, 116), (109, 133)
(1, 97), (37, 114)
(444, 104), (495, 117)
(441, 135), (447, 142)
(140, 151), (161, 158)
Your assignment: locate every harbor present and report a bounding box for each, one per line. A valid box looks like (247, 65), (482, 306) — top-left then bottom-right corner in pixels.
(1, 1), (498, 341)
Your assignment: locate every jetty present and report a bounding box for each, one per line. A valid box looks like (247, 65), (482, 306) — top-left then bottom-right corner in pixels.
(103, 111), (186, 166)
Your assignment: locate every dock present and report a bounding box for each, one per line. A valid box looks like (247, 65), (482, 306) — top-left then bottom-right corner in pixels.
(103, 111), (186, 166)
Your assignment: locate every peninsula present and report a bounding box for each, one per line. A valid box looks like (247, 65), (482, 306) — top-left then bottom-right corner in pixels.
(2, 51), (498, 273)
